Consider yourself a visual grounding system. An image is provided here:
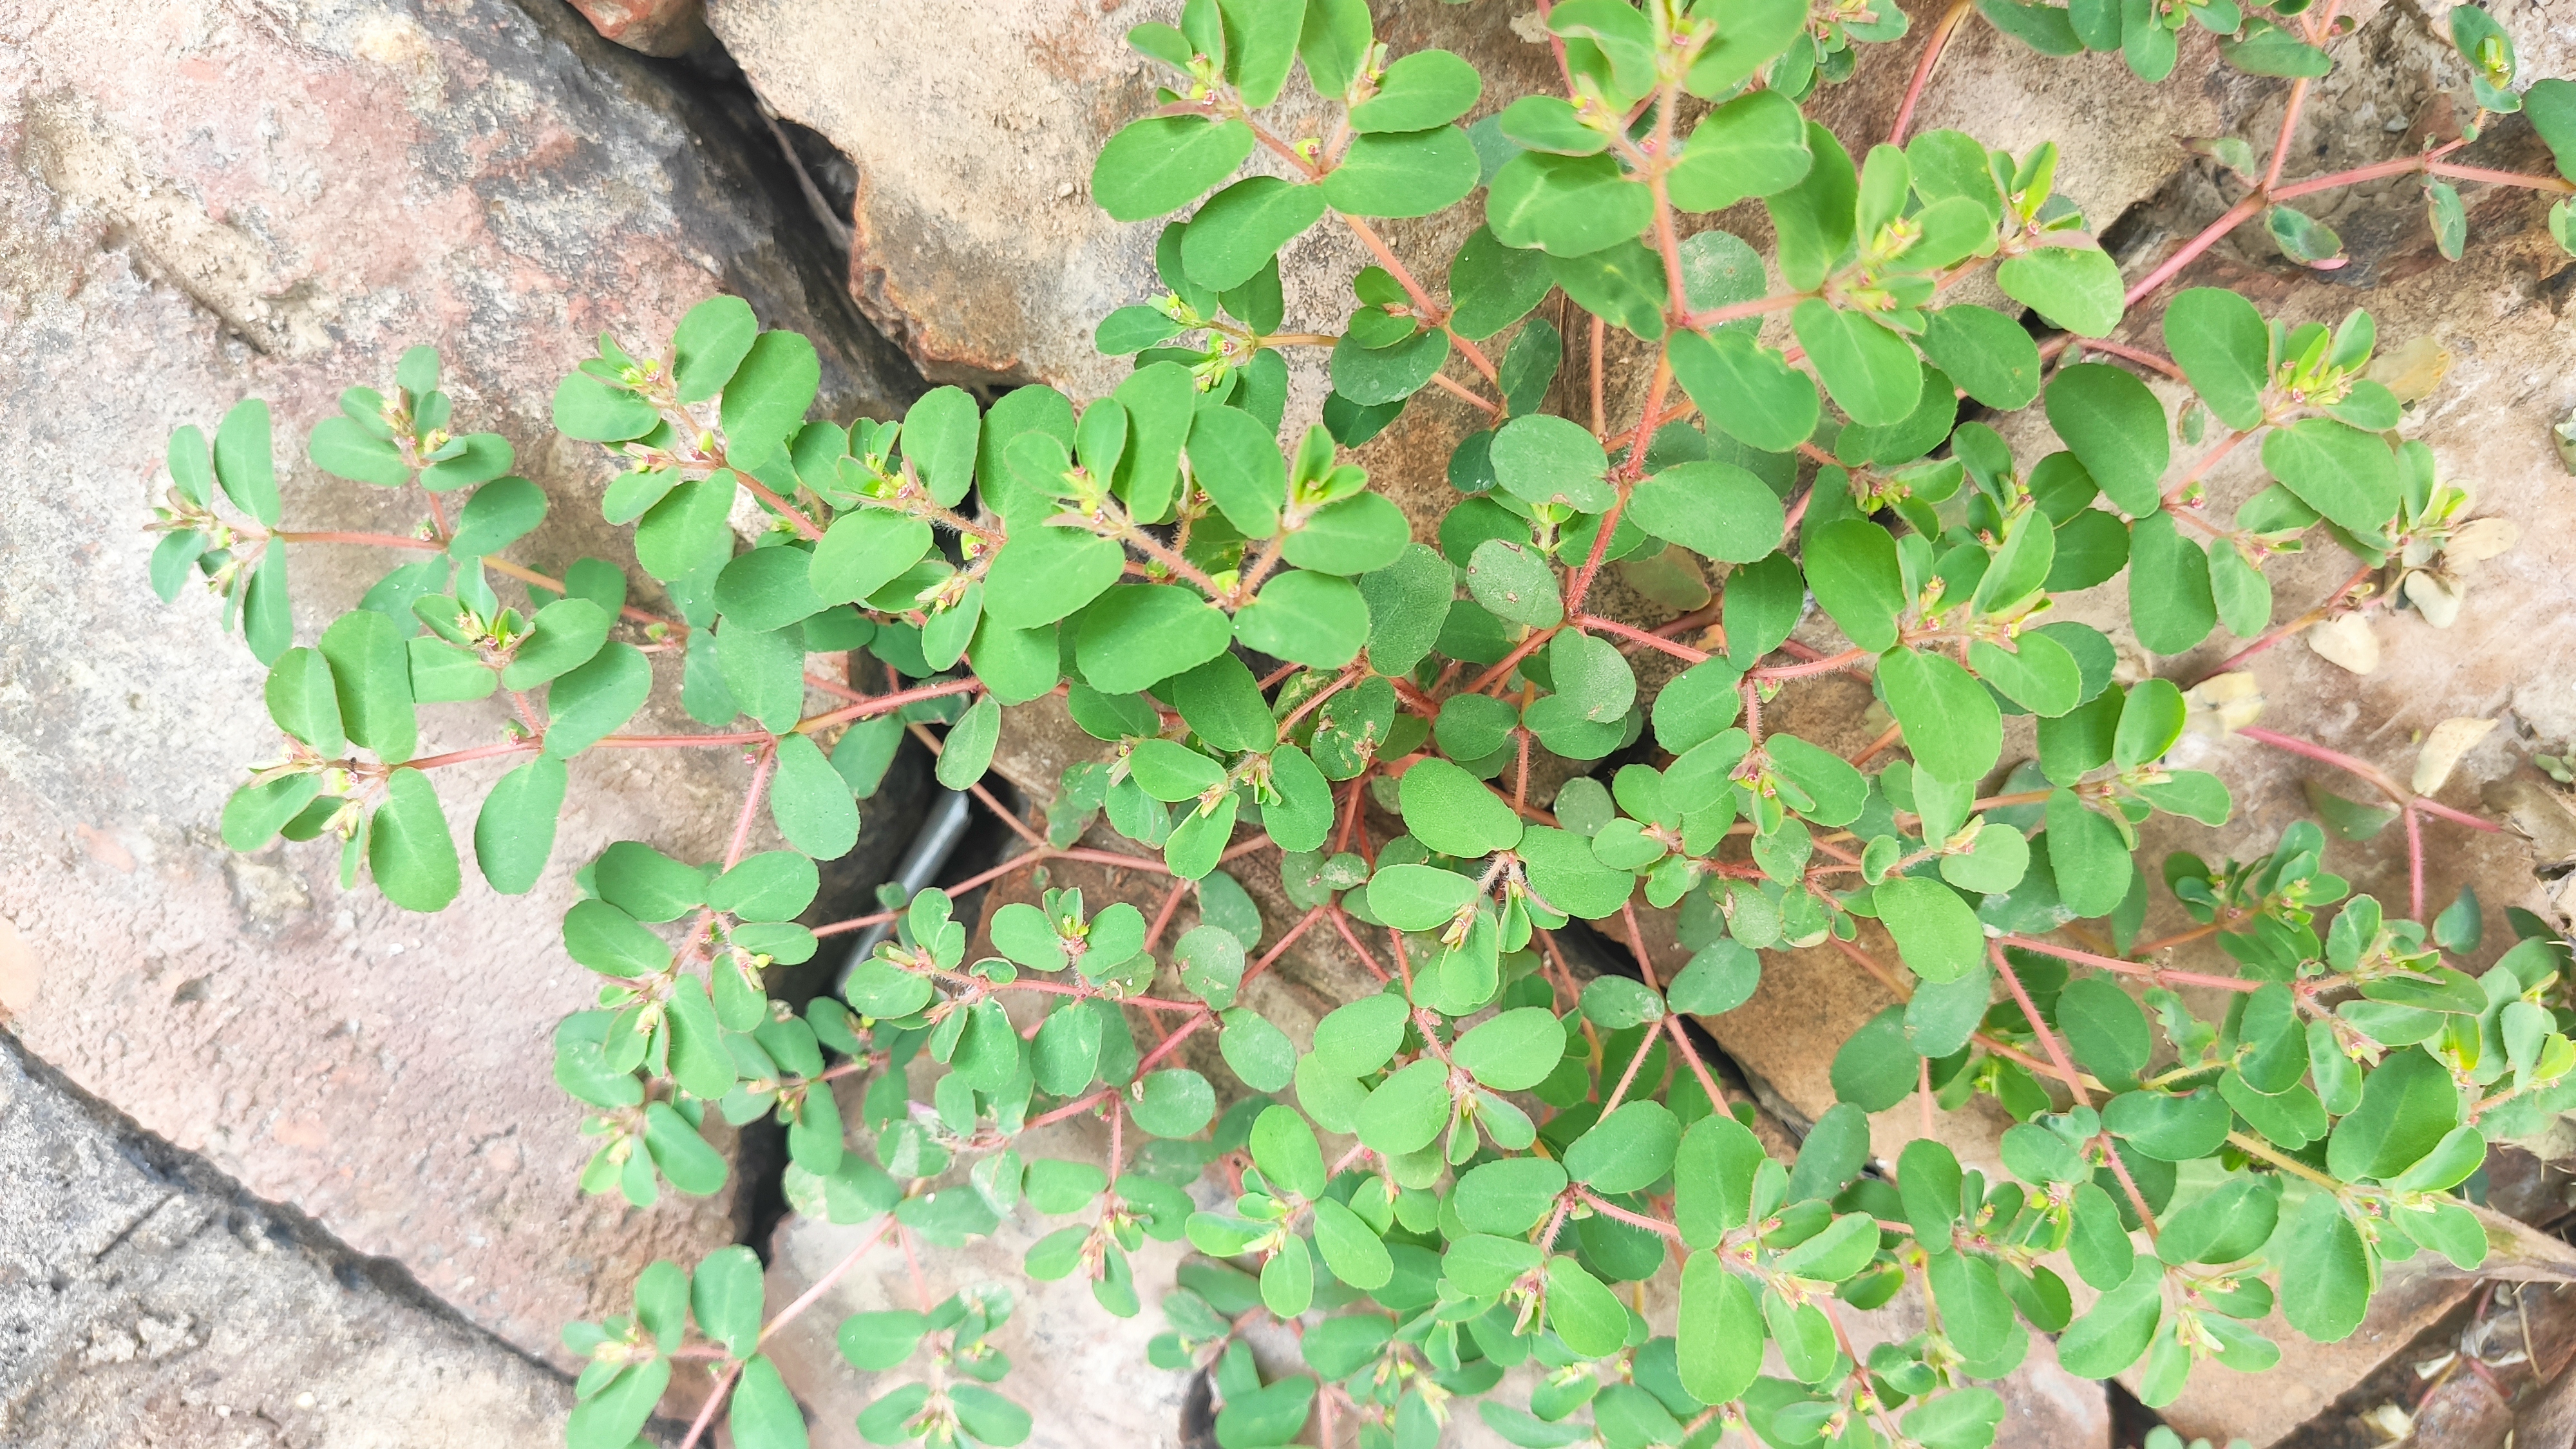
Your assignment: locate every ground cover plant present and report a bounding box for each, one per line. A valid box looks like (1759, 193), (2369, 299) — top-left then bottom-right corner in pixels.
(146, 1), (2576, 1446)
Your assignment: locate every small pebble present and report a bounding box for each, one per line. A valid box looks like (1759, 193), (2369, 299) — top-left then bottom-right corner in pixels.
(2384, 117), (2409, 132)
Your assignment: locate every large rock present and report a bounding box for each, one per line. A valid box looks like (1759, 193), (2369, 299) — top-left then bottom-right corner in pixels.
(0, 0), (918, 1367)
(0, 1029), (582, 1446)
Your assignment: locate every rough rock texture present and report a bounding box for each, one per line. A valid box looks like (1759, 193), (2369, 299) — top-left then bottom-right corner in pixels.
(0, 0), (918, 1367)
(0, 1028), (585, 1446)
(565, 0), (708, 57)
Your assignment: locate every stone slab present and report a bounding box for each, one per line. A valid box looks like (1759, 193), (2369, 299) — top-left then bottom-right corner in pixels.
(0, 0), (918, 1367)
(0, 1027), (587, 1446)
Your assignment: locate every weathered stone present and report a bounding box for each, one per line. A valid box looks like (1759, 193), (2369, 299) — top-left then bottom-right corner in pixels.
(0, 0), (917, 1366)
(0, 1029), (586, 1446)
(758, 1112), (1202, 1449)
(565, 0), (708, 57)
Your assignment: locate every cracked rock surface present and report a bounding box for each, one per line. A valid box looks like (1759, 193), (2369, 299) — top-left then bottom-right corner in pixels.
(0, 1028), (579, 1446)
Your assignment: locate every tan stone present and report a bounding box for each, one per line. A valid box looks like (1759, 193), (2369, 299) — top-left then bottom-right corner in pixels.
(0, 0), (915, 1367)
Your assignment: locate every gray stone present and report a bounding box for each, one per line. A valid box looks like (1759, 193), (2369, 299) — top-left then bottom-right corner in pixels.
(0, 0), (918, 1368)
(0, 1027), (585, 1446)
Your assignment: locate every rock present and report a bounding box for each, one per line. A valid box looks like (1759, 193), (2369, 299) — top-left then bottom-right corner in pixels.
(0, 0), (917, 1365)
(2152, 1262), (2474, 1448)
(0, 1029), (582, 1446)
(757, 1112), (1201, 1449)
(564, 0), (708, 57)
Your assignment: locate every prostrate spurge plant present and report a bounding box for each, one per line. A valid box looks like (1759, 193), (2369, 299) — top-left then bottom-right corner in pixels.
(146, 2), (2576, 1447)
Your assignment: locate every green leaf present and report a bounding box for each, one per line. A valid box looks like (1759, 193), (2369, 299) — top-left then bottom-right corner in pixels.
(633, 478), (734, 586)
(448, 476), (546, 559)
(2219, 17), (2331, 75)
(1668, 90), (1812, 211)
(1347, 50), (1481, 132)
(1804, 520), (1904, 653)
(1546, 1255), (1631, 1358)
(727, 1355), (810, 1449)
(1075, 584), (1234, 693)
(1980, 0), (2085, 54)
(419, 433), (513, 493)
(2276, 1190), (2371, 1340)
(936, 696), (1001, 790)
(1832, 1007), (1917, 1110)
(1187, 404), (1287, 537)
(307, 414), (412, 487)
(2260, 419), (2400, 534)
(1250, 1105), (1325, 1198)
(1927, 1250), (2015, 1361)
(1236, 569), (1370, 668)
(1794, 303), (1921, 427)
(1997, 244), (2125, 337)
(770, 732), (860, 860)
(1448, 227), (1556, 340)
(1874, 875), (1984, 984)
(1323, 126), (1479, 218)
(1285, 492), (1410, 576)
(592, 845), (700, 925)
(1180, 178), (1327, 291)
(716, 545), (829, 632)
(1312, 1197), (1394, 1289)
(544, 642), (652, 758)
(564, 899), (671, 978)
(2527, 79), (2576, 184)
(1453, 1007), (1567, 1092)
(500, 598), (612, 692)
(671, 294), (760, 404)
(1094, 116), (1255, 222)
(1132, 1068), (1217, 1137)
(2056, 977), (2150, 1083)
(1666, 328), (1820, 453)
(370, 769), (460, 912)
(1678, 1255), (1765, 1405)
(1566, 1101), (1680, 1195)
(2113, 677), (2186, 767)
(1486, 152), (1654, 257)
(2054, 1261), (2162, 1377)
(552, 372), (657, 443)
(2044, 364), (2167, 516)
(2125, 512), (2217, 656)
(692, 1244), (766, 1356)
(1330, 327), (1450, 405)
(223, 775), (323, 851)
(2160, 289), (2269, 430)
(1629, 461), (1784, 564)
(1765, 123), (1856, 290)
(1217, 0), (1302, 107)
(1880, 647), (2001, 786)
(565, 1358), (670, 1449)
(981, 525), (1124, 629)
(1903, 1389), (2005, 1449)
(2326, 1048), (2463, 1182)
(1492, 414), (1615, 512)
(838, 1309), (929, 1370)
(721, 331), (820, 468)
(266, 647), (345, 754)
(1310, 994), (1408, 1081)
(1367, 862), (1479, 931)
(167, 423), (214, 507)
(241, 538), (292, 665)
(1465, 539), (1562, 628)
(1220, 1007), (1296, 1092)
(213, 399), (281, 526)
(1919, 305), (2043, 409)
(475, 756), (565, 895)
(1398, 758), (1522, 857)
(1356, 1059), (1453, 1155)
